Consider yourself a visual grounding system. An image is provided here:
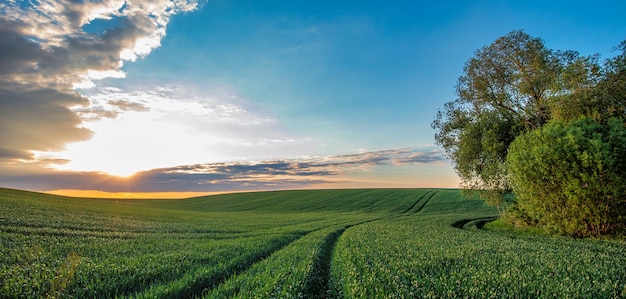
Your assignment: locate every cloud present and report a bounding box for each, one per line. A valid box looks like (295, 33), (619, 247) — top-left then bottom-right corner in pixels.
(0, 0), (198, 165)
(108, 99), (150, 112)
(44, 82), (320, 177)
(0, 83), (92, 159)
(0, 147), (447, 192)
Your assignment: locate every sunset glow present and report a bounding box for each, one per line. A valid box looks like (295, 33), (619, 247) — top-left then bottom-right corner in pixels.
(46, 189), (220, 199)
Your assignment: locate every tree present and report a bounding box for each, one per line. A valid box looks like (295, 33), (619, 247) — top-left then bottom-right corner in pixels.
(433, 30), (626, 236)
(593, 41), (626, 119)
(506, 117), (626, 237)
(432, 30), (612, 208)
(548, 52), (602, 122)
(550, 42), (626, 122)
(432, 30), (563, 206)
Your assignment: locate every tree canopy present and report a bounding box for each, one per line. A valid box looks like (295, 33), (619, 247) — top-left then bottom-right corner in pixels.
(432, 30), (626, 236)
(432, 30), (569, 204)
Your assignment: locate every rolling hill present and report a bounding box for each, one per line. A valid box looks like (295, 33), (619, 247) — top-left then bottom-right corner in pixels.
(1, 187), (624, 298)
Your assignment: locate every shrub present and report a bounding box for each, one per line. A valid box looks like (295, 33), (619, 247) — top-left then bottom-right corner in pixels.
(506, 117), (626, 237)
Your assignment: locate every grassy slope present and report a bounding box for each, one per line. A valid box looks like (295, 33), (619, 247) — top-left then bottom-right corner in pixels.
(0, 188), (437, 298)
(140, 188), (443, 213)
(331, 191), (626, 298)
(1, 188), (625, 298)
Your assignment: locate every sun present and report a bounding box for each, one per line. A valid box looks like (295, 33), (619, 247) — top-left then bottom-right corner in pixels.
(48, 110), (184, 178)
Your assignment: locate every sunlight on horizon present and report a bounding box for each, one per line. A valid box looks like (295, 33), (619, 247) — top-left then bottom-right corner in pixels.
(46, 84), (319, 177)
(53, 109), (205, 177)
(46, 189), (224, 199)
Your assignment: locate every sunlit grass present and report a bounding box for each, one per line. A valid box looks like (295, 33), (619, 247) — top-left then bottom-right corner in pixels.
(1, 187), (625, 298)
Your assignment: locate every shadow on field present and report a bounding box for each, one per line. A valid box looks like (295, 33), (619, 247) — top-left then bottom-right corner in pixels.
(451, 217), (498, 230)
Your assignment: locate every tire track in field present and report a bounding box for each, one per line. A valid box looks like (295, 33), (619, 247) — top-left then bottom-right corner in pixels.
(304, 192), (441, 297)
(155, 218), (377, 298)
(402, 190), (438, 215)
(398, 191), (433, 214)
(128, 232), (310, 299)
(302, 227), (346, 298)
(303, 218), (383, 298)
(162, 191), (439, 298)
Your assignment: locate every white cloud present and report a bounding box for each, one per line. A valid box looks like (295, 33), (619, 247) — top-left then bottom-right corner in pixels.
(0, 0), (199, 167)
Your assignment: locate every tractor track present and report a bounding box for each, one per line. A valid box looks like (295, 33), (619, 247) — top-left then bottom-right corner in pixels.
(399, 190), (438, 215)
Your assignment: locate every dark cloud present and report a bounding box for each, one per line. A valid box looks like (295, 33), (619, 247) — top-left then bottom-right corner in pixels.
(0, 17), (92, 159)
(0, 148), (446, 192)
(0, 83), (92, 159)
(0, 0), (197, 164)
(0, 147), (32, 160)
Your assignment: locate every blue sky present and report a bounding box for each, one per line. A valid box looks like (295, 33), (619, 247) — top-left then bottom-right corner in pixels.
(0, 0), (625, 196)
(120, 0), (626, 153)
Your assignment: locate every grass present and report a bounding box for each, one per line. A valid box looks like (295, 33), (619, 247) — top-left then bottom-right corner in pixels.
(1, 187), (625, 298)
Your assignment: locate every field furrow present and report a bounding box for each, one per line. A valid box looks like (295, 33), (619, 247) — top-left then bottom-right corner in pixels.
(398, 190), (432, 214)
(1, 188), (625, 298)
(126, 232), (307, 299)
(301, 227), (346, 298)
(407, 190), (438, 214)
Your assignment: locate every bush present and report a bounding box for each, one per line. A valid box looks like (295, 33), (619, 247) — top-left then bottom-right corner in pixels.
(506, 117), (626, 237)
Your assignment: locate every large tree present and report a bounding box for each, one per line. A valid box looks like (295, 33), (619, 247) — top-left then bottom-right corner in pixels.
(432, 30), (596, 207)
(432, 31), (561, 206)
(434, 30), (626, 236)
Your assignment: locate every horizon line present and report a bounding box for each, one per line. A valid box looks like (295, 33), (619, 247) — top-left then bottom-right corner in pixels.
(3, 186), (459, 200)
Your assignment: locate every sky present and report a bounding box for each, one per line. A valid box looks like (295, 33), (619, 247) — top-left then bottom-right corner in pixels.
(1, 0), (625, 198)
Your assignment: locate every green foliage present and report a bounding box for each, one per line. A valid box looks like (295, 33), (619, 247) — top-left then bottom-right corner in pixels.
(550, 43), (626, 123)
(433, 30), (626, 215)
(1, 188), (625, 298)
(548, 52), (603, 122)
(593, 41), (626, 120)
(507, 117), (626, 237)
(47, 252), (81, 298)
(432, 30), (564, 203)
(455, 30), (559, 129)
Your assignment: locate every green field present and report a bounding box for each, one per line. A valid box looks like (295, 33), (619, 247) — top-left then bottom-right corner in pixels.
(1, 188), (625, 298)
